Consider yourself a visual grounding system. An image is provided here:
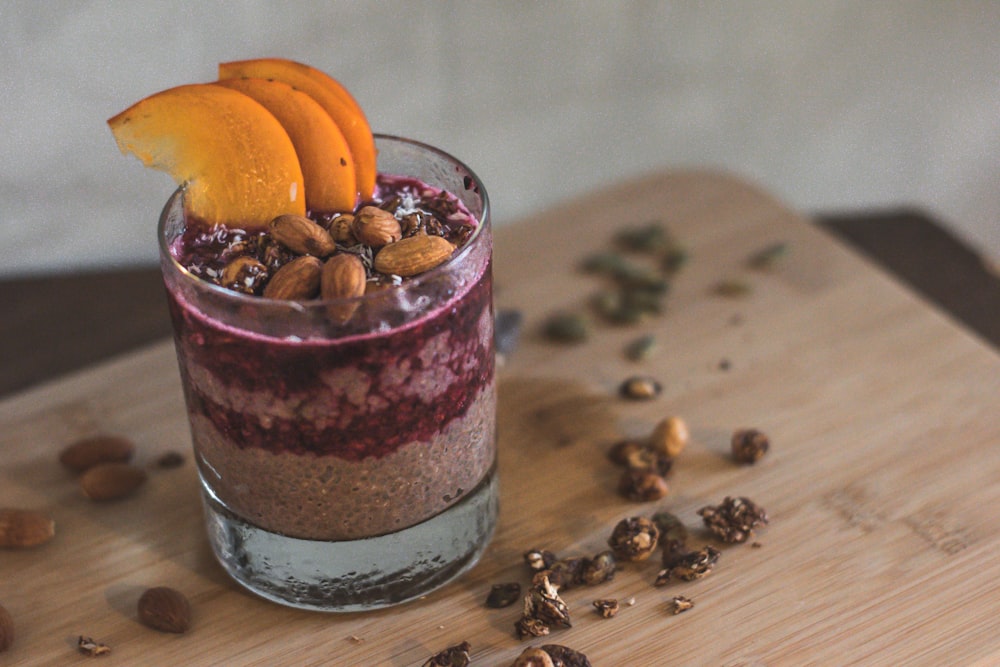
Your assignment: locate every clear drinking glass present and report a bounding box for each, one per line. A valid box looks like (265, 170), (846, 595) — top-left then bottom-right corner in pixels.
(158, 135), (497, 611)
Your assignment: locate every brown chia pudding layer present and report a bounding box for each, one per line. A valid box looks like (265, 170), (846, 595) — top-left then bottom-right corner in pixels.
(164, 174), (495, 541)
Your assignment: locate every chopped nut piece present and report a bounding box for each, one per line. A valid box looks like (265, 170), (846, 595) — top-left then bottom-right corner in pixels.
(698, 496), (769, 544)
(607, 438), (646, 466)
(77, 636), (111, 657)
(516, 576), (571, 639)
(537, 557), (585, 590)
(656, 545), (721, 584)
(731, 428), (770, 464)
(579, 551), (616, 586)
(511, 647), (555, 667)
(422, 640), (471, 667)
(619, 375), (662, 400)
(608, 516), (660, 561)
(485, 582), (522, 608)
(650, 511), (688, 555)
(649, 416), (689, 458)
(667, 596), (694, 615)
(514, 616), (550, 639)
(540, 644), (593, 667)
(618, 469), (669, 502)
(622, 447), (673, 476)
(592, 598), (620, 618)
(524, 548), (558, 572)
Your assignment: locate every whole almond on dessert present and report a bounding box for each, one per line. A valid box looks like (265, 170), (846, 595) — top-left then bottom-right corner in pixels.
(79, 463), (147, 501)
(137, 587), (191, 634)
(0, 508), (55, 548)
(374, 234), (455, 277)
(269, 214), (337, 257)
(0, 603), (13, 652)
(352, 206), (402, 247)
(321, 253), (367, 300)
(263, 255), (322, 300)
(59, 435), (135, 472)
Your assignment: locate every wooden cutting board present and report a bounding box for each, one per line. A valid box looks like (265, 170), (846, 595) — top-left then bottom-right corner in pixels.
(2, 171), (999, 666)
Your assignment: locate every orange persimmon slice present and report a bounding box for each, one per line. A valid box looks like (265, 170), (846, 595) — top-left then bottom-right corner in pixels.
(216, 77), (356, 214)
(218, 58), (376, 201)
(108, 83), (305, 230)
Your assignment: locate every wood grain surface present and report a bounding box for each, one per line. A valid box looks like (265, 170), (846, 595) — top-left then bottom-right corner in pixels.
(2, 171), (999, 666)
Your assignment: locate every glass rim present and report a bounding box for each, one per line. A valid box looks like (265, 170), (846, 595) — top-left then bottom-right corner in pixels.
(157, 133), (490, 309)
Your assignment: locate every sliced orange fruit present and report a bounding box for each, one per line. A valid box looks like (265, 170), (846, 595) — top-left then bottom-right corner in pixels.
(108, 83), (305, 230)
(218, 58), (376, 201)
(216, 77), (356, 214)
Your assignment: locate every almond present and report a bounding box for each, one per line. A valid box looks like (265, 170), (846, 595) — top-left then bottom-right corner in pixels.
(374, 234), (455, 277)
(0, 603), (13, 652)
(321, 253), (367, 300)
(79, 463), (147, 501)
(137, 587), (191, 634)
(352, 206), (402, 247)
(0, 508), (55, 548)
(59, 434), (135, 472)
(263, 255), (322, 300)
(269, 214), (336, 257)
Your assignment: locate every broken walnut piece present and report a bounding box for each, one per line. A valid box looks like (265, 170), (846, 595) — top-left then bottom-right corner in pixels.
(607, 516), (660, 561)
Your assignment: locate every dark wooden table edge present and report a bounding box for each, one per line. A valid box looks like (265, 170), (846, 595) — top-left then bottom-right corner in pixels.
(2, 208), (999, 399)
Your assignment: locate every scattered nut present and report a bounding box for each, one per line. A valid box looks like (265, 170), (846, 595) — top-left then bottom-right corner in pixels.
(485, 582), (522, 609)
(649, 416), (689, 458)
(79, 463), (147, 501)
(618, 468), (669, 502)
(422, 640), (471, 667)
(59, 435), (135, 472)
(540, 644), (592, 667)
(524, 548), (558, 572)
(608, 516), (659, 561)
(516, 576), (571, 639)
(77, 635), (111, 656)
(657, 545), (721, 584)
(731, 428), (770, 464)
(0, 508), (55, 548)
(619, 375), (662, 400)
(698, 496), (769, 544)
(541, 312), (589, 343)
(592, 598), (620, 618)
(650, 511), (688, 555)
(511, 647), (555, 667)
(156, 451), (185, 469)
(667, 595), (694, 615)
(137, 586), (191, 634)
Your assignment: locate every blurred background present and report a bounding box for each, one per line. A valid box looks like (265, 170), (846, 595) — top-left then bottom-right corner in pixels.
(1, 1), (998, 277)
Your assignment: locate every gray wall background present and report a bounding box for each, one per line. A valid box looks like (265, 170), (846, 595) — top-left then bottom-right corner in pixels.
(2, 1), (998, 276)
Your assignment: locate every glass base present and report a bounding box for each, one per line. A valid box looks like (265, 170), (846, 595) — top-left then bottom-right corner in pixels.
(200, 467), (499, 612)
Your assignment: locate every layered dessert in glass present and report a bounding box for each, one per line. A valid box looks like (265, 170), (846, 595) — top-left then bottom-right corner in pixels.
(110, 61), (497, 610)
